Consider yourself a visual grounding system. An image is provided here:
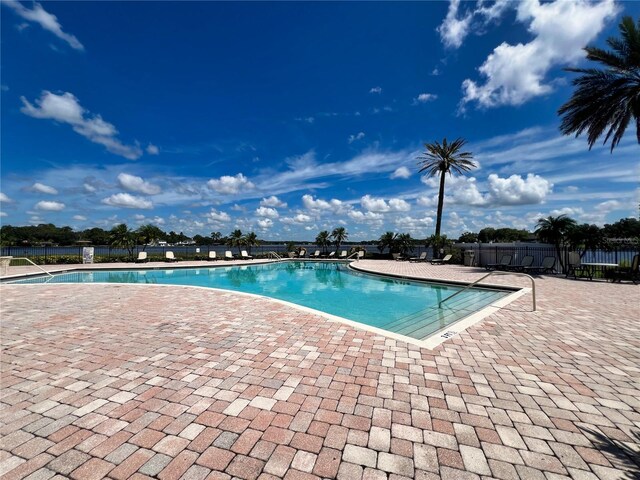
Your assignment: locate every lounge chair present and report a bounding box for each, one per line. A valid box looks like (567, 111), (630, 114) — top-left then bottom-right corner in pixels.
(224, 251), (234, 260)
(357, 251), (365, 259)
(208, 251), (218, 261)
(338, 250), (348, 259)
(135, 251), (148, 263)
(240, 250), (253, 260)
(566, 252), (586, 279)
(609, 254), (639, 284)
(409, 252), (427, 262)
(298, 248), (307, 258)
(504, 255), (534, 272)
(165, 251), (178, 262)
(311, 250), (321, 258)
(328, 251), (336, 258)
(392, 253), (408, 261)
(523, 256), (556, 275)
(431, 254), (452, 265)
(485, 254), (512, 271)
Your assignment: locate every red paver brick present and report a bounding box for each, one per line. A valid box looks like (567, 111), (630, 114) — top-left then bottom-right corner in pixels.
(196, 446), (235, 471)
(70, 457), (115, 480)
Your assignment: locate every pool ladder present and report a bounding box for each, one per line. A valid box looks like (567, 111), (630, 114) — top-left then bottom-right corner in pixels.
(267, 251), (284, 261)
(2, 256), (54, 279)
(439, 271), (536, 311)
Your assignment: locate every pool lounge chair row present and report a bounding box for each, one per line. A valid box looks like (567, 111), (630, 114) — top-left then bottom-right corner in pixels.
(403, 253), (452, 264)
(135, 250), (255, 262)
(485, 255), (556, 274)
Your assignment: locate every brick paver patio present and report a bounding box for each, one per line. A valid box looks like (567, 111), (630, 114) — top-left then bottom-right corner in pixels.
(1, 260), (638, 480)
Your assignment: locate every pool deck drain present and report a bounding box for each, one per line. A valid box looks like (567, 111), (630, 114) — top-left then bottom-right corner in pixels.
(1, 260), (639, 480)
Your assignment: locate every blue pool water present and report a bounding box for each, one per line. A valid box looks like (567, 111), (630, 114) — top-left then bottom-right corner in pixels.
(11, 262), (510, 340)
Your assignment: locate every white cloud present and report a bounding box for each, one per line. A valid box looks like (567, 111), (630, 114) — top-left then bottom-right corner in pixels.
(394, 215), (434, 235)
(257, 218), (273, 229)
(204, 208), (231, 223)
(361, 195), (410, 213)
(369, 86), (382, 94)
(102, 193), (153, 209)
(117, 173), (161, 195)
(302, 194), (344, 212)
(73, 215), (87, 221)
(0, 212), (7, 217)
(256, 206), (279, 218)
(146, 144), (159, 155)
(207, 173), (255, 194)
(281, 213), (313, 225)
(487, 173), (552, 205)
(348, 132), (365, 144)
(20, 91), (143, 159)
(2, 0), (84, 50)
(416, 195), (437, 208)
(413, 93), (438, 104)
(0, 193), (13, 203)
(437, 0), (473, 48)
(260, 196), (287, 208)
(461, 0), (618, 108)
(83, 183), (97, 193)
(31, 182), (58, 194)
(348, 210), (384, 226)
(391, 166), (411, 179)
(35, 200), (65, 211)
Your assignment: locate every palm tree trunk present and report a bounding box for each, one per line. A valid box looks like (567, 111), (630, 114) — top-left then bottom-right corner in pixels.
(434, 172), (446, 258)
(637, 115), (640, 144)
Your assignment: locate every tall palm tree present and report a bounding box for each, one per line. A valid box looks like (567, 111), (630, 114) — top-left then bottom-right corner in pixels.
(244, 232), (260, 255)
(535, 215), (577, 272)
(377, 231), (397, 255)
(315, 230), (331, 254)
(331, 227), (348, 251)
(210, 231), (222, 244)
(558, 16), (640, 151)
(109, 223), (136, 260)
(394, 233), (415, 257)
(417, 137), (476, 257)
(136, 224), (164, 251)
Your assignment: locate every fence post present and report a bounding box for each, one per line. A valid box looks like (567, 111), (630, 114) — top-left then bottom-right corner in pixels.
(45, 245), (48, 264)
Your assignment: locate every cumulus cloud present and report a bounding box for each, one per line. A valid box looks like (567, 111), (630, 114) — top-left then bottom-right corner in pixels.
(204, 208), (231, 222)
(487, 173), (552, 205)
(260, 195), (287, 208)
(369, 86), (382, 94)
(347, 210), (384, 226)
(35, 200), (65, 211)
(412, 93), (438, 104)
(117, 173), (161, 195)
(73, 215), (87, 221)
(30, 182), (58, 195)
(257, 218), (273, 229)
(281, 213), (313, 224)
(256, 206), (279, 218)
(302, 194), (344, 212)
(361, 195), (410, 213)
(461, 0), (618, 108)
(2, 0), (84, 50)
(394, 215), (434, 234)
(102, 193), (153, 209)
(348, 132), (365, 144)
(0, 212), (7, 217)
(20, 91), (143, 159)
(207, 173), (255, 194)
(391, 167), (411, 179)
(83, 183), (97, 193)
(0, 193), (13, 203)
(146, 144), (159, 155)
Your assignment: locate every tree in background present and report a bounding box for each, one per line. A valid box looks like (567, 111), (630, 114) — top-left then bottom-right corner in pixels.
(331, 227), (348, 251)
(394, 233), (415, 257)
(567, 224), (609, 259)
(109, 224), (136, 260)
(227, 229), (244, 255)
(558, 16), (640, 151)
(417, 138), (476, 257)
(136, 224), (165, 251)
(535, 215), (577, 272)
(377, 231), (397, 255)
(244, 232), (260, 255)
(458, 231), (478, 243)
(315, 230), (331, 254)
(211, 232), (222, 244)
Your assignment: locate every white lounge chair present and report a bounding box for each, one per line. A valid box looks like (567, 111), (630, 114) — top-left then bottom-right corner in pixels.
(431, 254), (452, 265)
(224, 251), (234, 260)
(298, 248), (306, 258)
(328, 251), (336, 258)
(241, 250), (253, 260)
(165, 251), (178, 262)
(136, 251), (148, 263)
(208, 251), (218, 261)
(409, 252), (427, 262)
(312, 250), (321, 258)
(338, 250), (348, 259)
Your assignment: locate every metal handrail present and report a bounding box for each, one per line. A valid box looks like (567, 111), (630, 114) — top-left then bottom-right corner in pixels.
(346, 251), (361, 261)
(439, 270), (536, 311)
(7, 257), (54, 278)
(267, 251), (283, 261)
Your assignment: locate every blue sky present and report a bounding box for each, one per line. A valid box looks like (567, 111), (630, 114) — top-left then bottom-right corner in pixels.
(1, 0), (638, 240)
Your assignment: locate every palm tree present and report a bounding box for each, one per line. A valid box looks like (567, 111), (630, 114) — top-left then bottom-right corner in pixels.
(535, 215), (577, 272)
(394, 233), (415, 257)
(136, 224), (164, 251)
(109, 223), (136, 260)
(377, 231), (397, 256)
(417, 137), (476, 257)
(226, 229), (244, 255)
(315, 230), (331, 254)
(210, 231), (222, 244)
(331, 227), (348, 251)
(244, 232), (260, 255)
(558, 16), (640, 151)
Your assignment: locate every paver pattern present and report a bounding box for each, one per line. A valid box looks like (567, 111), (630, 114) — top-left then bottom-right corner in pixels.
(1, 260), (639, 480)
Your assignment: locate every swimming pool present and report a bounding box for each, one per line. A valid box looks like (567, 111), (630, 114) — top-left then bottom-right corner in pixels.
(10, 261), (512, 341)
